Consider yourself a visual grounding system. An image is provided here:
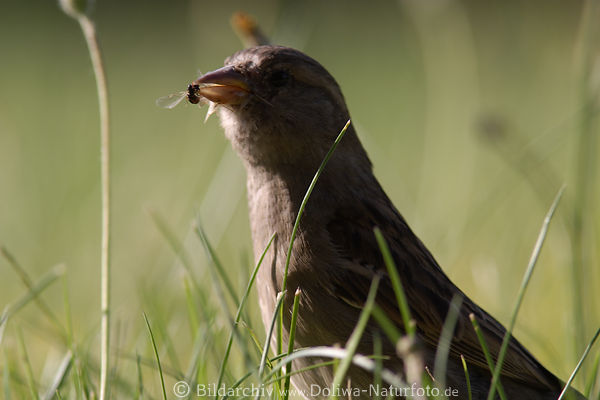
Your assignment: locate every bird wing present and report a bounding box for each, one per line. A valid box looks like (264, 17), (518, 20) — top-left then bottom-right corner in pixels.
(324, 191), (560, 390)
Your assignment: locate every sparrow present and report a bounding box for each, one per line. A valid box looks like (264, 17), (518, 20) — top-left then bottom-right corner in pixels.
(191, 45), (584, 400)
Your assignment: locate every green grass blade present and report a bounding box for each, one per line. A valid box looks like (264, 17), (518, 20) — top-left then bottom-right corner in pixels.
(221, 370), (253, 400)
(1, 265), (66, 329)
(195, 223), (240, 305)
(194, 224), (240, 351)
(3, 350), (11, 400)
(183, 329), (204, 386)
(122, 353), (182, 381)
(183, 277), (199, 339)
(469, 314), (507, 400)
(433, 295), (463, 393)
(241, 321), (268, 363)
(17, 327), (39, 400)
(148, 209), (200, 289)
(153, 314), (182, 373)
(281, 119), (351, 293)
(279, 120), (351, 355)
(330, 275), (381, 399)
(373, 228), (415, 337)
(460, 355), (472, 400)
(373, 331), (383, 400)
(1, 247), (65, 340)
(259, 291), (286, 377)
(284, 288), (302, 399)
(216, 232), (276, 395)
(143, 313), (167, 400)
(135, 352), (143, 400)
(263, 360), (338, 387)
(61, 277), (85, 399)
(558, 326), (600, 400)
(0, 309), (7, 348)
(487, 186), (564, 400)
(584, 351), (599, 398)
(62, 276), (75, 350)
(371, 305), (402, 344)
(41, 350), (72, 400)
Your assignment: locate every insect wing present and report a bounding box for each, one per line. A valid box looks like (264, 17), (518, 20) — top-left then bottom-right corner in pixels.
(155, 91), (187, 109)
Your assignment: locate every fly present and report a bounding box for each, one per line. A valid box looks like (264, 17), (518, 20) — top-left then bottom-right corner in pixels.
(156, 83), (202, 109)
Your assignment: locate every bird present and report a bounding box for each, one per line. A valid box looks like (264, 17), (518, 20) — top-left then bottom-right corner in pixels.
(191, 45), (585, 400)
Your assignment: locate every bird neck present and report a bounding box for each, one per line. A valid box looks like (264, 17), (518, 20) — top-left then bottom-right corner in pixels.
(244, 147), (375, 256)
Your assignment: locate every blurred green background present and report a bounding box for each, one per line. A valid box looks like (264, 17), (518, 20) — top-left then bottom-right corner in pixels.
(1, 0), (599, 397)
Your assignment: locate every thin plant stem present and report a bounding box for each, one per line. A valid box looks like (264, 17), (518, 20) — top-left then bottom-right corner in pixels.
(253, 293), (286, 400)
(263, 361), (337, 386)
(65, 13), (112, 400)
(433, 295), (463, 392)
(135, 353), (143, 400)
(1, 264), (66, 328)
(278, 120), (351, 354)
(371, 305), (402, 344)
(17, 328), (39, 400)
(42, 350), (72, 400)
(374, 228), (415, 337)
(486, 187), (564, 400)
(558, 327), (600, 400)
(373, 331), (383, 400)
(469, 314), (507, 400)
(259, 291), (286, 377)
(330, 275), (381, 399)
(460, 355), (472, 400)
(143, 313), (167, 400)
(0, 247), (65, 341)
(195, 224), (240, 305)
(148, 209), (200, 291)
(284, 288), (302, 399)
(583, 351), (600, 398)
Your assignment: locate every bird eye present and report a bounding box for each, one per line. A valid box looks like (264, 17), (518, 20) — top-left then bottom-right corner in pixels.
(269, 70), (290, 87)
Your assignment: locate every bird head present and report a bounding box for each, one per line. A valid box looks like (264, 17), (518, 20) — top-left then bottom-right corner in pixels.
(195, 46), (364, 170)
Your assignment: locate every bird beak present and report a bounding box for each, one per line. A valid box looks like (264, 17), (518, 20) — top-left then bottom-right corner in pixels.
(194, 66), (250, 105)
